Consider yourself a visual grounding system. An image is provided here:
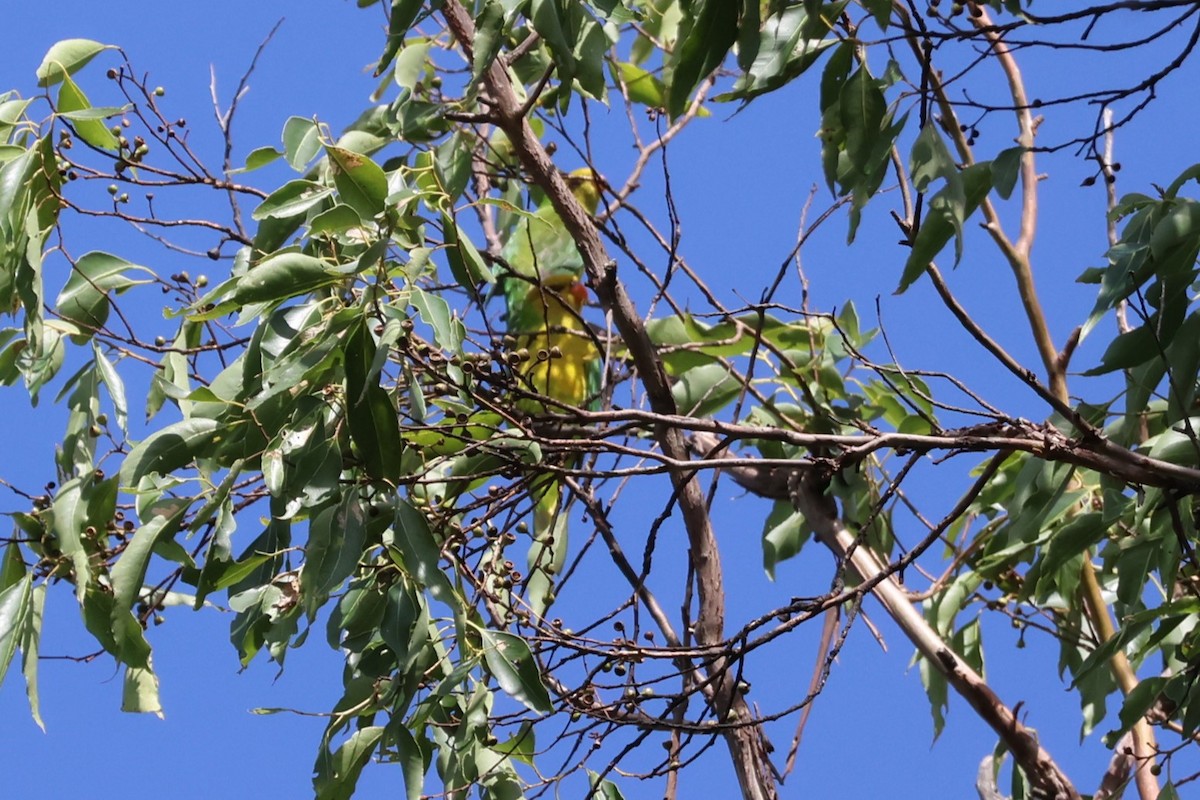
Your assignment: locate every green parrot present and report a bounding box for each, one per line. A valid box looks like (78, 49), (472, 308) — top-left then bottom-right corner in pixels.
(498, 168), (603, 616)
(499, 168), (603, 411)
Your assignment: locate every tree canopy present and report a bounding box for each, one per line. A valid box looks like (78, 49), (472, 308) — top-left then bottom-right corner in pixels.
(4, 2), (1200, 798)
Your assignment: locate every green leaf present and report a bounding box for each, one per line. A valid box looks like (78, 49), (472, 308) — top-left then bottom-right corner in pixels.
(281, 116), (322, 171)
(409, 287), (464, 352)
(1087, 325), (1157, 375)
(442, 213), (494, 289)
(49, 477), (93, 598)
(1142, 418), (1200, 467)
(667, 0), (739, 118)
(375, 0), (429, 77)
(716, 3), (836, 104)
(119, 418), (220, 486)
(919, 633), (949, 739)
(79, 585), (148, 666)
(343, 321), (402, 482)
(315, 726), (385, 800)
(233, 146), (283, 174)
(1113, 676), (1169, 741)
(94, 342), (128, 434)
(390, 500), (456, 604)
(56, 73), (119, 150)
(309, 204), (366, 236)
(840, 66), (886, 173)
(1150, 200), (1200, 263)
(909, 121), (957, 194)
(615, 61), (667, 108)
(37, 39), (114, 87)
(899, 161), (993, 292)
(0, 573), (32, 690)
(0, 97), (33, 130)
(587, 770), (627, 800)
(394, 39), (432, 94)
(21, 583), (45, 730)
(530, 0), (579, 86)
(479, 628), (553, 714)
(252, 179), (335, 220)
(992, 147), (1023, 200)
(862, 0), (893, 29)
(122, 662), (163, 716)
(471, 4), (505, 82)
(327, 146), (388, 220)
(110, 503), (189, 648)
(762, 500), (806, 579)
(56, 252), (153, 341)
(234, 251), (343, 304)
(0, 543), (24, 592)
(493, 721), (537, 766)
(670, 362), (741, 416)
(303, 494), (368, 615)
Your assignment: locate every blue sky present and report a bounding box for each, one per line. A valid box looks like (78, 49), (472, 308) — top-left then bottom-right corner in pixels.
(2, 2), (1199, 798)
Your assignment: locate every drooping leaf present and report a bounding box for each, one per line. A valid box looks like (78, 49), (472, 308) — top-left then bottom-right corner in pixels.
(21, 583), (45, 730)
(717, 3), (838, 104)
(315, 726), (386, 800)
(375, 0), (429, 77)
(899, 162), (994, 292)
(121, 662), (163, 717)
(840, 66), (886, 173)
(0, 573), (32, 690)
(56, 73), (119, 150)
(479, 628), (553, 714)
(343, 320), (402, 483)
(394, 39), (432, 94)
(666, 0), (739, 118)
(109, 502), (189, 649)
(762, 500), (807, 579)
(303, 494), (369, 616)
(442, 212), (494, 290)
(390, 500), (456, 605)
(670, 361), (742, 416)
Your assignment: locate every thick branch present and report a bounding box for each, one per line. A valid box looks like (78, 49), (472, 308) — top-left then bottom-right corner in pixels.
(690, 432), (1080, 800)
(437, 4), (774, 797)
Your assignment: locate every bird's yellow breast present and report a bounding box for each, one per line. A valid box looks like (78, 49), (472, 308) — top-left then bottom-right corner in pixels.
(516, 291), (597, 410)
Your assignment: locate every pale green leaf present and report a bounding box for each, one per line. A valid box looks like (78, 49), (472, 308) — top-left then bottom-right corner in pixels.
(37, 39), (114, 87)
(122, 661), (163, 716)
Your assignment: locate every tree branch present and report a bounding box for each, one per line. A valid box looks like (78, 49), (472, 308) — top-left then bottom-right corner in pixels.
(689, 432), (1081, 800)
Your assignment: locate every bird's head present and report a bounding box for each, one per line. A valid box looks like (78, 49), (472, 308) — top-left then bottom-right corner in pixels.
(563, 168), (604, 215)
(543, 273), (589, 313)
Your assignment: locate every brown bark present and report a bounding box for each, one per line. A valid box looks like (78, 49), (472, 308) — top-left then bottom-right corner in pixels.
(689, 431), (1082, 800)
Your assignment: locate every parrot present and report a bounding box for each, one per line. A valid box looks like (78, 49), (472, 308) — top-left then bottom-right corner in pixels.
(497, 168), (603, 616)
(499, 168), (603, 413)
